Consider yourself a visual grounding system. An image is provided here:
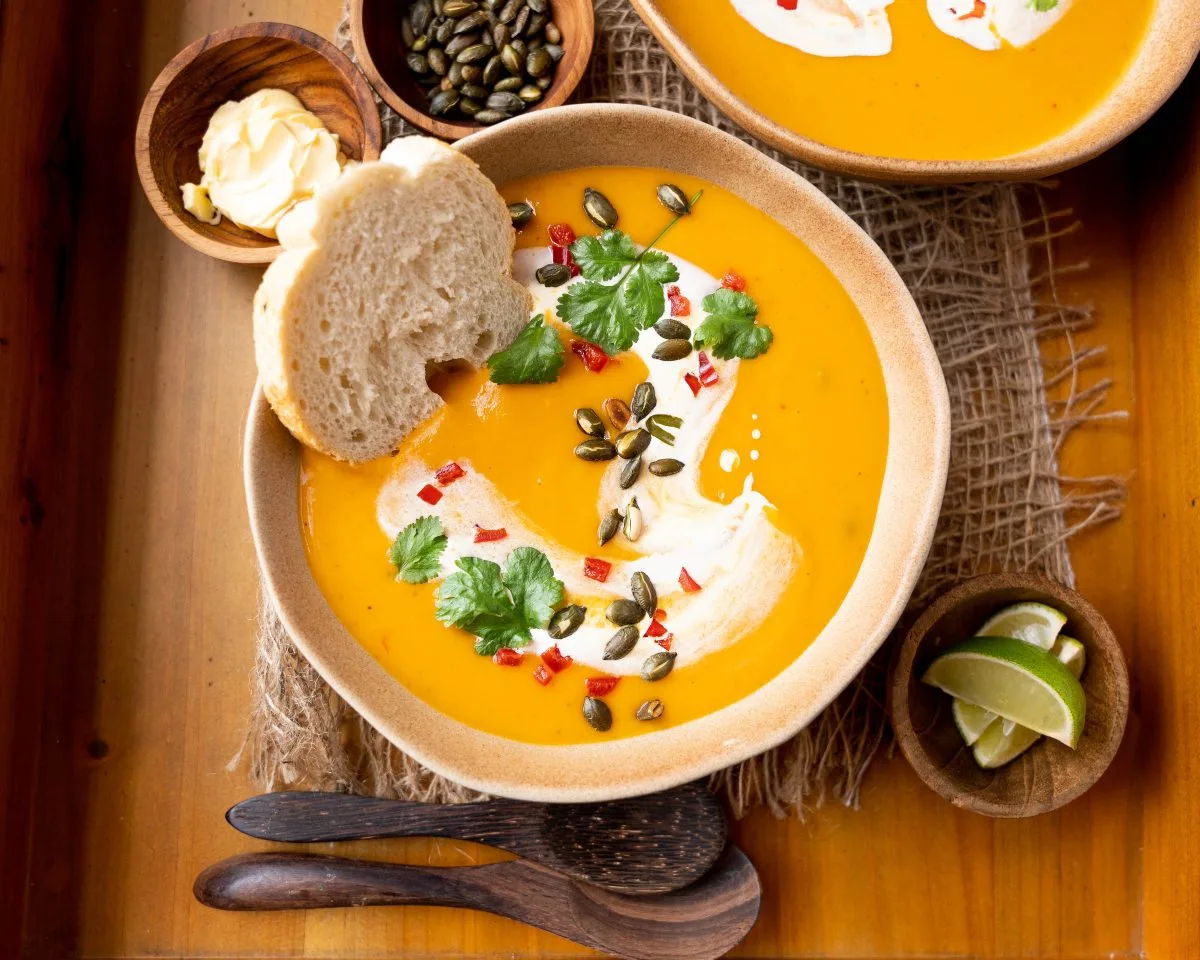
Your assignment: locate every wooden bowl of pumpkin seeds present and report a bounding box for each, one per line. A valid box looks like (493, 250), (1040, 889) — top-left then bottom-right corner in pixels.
(350, 0), (594, 140)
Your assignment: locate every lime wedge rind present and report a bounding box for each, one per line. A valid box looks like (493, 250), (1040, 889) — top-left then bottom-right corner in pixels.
(975, 601), (1067, 650)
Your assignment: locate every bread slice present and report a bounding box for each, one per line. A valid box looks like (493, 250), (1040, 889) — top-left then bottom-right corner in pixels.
(253, 136), (531, 462)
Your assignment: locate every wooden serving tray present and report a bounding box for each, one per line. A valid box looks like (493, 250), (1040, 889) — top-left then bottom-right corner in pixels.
(2, 1), (1196, 956)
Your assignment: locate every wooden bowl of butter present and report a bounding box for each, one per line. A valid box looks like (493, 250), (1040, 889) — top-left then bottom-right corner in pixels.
(135, 22), (383, 264)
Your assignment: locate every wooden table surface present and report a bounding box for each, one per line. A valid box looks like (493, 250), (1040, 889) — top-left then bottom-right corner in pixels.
(2, 0), (1198, 957)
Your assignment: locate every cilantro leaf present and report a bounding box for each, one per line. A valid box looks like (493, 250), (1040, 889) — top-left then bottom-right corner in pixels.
(434, 547), (564, 655)
(1028, 0), (1057, 10)
(557, 232), (680, 355)
(693, 288), (774, 360)
(487, 314), (565, 384)
(388, 516), (447, 584)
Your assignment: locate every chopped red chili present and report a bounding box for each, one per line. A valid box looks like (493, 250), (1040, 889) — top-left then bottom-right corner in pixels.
(679, 567), (703, 593)
(776, 0), (798, 8)
(541, 645), (573, 673)
(653, 608), (667, 621)
(721, 271), (747, 292)
(570, 339), (608, 373)
(667, 285), (691, 318)
(697, 351), (719, 387)
(551, 244), (580, 276)
(493, 647), (524, 666)
(958, 0), (986, 19)
(435, 461), (466, 485)
(583, 557), (613, 582)
(548, 222), (576, 247)
(644, 618), (667, 638)
(684, 372), (702, 397)
(585, 676), (620, 697)
(654, 634), (674, 651)
(532, 663), (553, 686)
(473, 525), (508, 543)
(417, 484), (443, 505)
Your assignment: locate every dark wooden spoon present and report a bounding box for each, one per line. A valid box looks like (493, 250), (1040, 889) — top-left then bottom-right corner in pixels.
(194, 845), (760, 960)
(225, 780), (727, 895)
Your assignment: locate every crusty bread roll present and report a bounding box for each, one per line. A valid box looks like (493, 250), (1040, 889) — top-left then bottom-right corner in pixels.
(253, 136), (531, 462)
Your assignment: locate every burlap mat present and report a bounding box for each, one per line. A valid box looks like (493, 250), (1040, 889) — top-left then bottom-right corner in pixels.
(234, 0), (1126, 818)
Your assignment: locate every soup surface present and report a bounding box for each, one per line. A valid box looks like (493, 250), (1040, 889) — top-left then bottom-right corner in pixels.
(299, 166), (888, 744)
(654, 0), (1155, 161)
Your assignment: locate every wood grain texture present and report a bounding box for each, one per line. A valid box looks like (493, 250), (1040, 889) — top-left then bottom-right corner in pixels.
(193, 847), (761, 960)
(0, 0), (1194, 956)
(135, 20), (382, 263)
(350, 0), (594, 140)
(225, 782), (728, 893)
(889, 574), (1129, 818)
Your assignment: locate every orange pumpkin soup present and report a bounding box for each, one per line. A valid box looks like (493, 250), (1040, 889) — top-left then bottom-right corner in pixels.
(654, 0), (1155, 161)
(299, 166), (888, 744)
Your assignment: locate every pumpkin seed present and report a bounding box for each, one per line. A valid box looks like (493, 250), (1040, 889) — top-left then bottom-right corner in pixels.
(500, 43), (523, 74)
(455, 10), (490, 33)
(410, 33), (430, 52)
(406, 51), (431, 74)
(526, 46), (553, 78)
(582, 187), (619, 229)
(492, 21), (510, 47)
(575, 438), (617, 462)
(636, 698), (665, 721)
(510, 37), (528, 58)
(493, 76), (523, 92)
(619, 456), (642, 490)
(603, 397), (632, 432)
(461, 82), (490, 100)
(508, 200), (535, 227)
(536, 73), (552, 89)
(657, 183), (691, 216)
(535, 262), (570, 287)
(402, 18), (417, 46)
(436, 17), (456, 42)
(653, 317), (691, 340)
(641, 651), (677, 682)
(498, 0), (520, 21)
(434, 0), (446, 14)
(583, 696), (613, 733)
(459, 97), (483, 116)
(598, 508), (622, 546)
(527, 13), (547, 36)
(648, 413), (682, 428)
(630, 572), (657, 617)
(543, 42), (564, 61)
(442, 0), (478, 17)
(528, 36), (543, 50)
(486, 90), (525, 113)
(547, 604), (586, 640)
(652, 339), (692, 362)
(527, 0), (547, 12)
(455, 42), (492, 62)
(518, 84), (543, 103)
(462, 63), (483, 81)
(631, 381), (657, 420)
(429, 88), (460, 115)
(485, 0), (502, 8)
(544, 21), (561, 43)
(511, 5), (531, 36)
(573, 407), (605, 438)
(623, 496), (644, 542)
(648, 458), (684, 477)
(428, 46), (449, 74)
(607, 598), (645, 626)
(604, 625), (640, 660)
(411, 0), (434, 32)
(444, 32), (476, 55)
(615, 429), (651, 460)
(448, 60), (466, 85)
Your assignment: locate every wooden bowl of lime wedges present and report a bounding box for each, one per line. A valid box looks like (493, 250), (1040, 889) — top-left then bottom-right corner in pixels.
(889, 573), (1129, 818)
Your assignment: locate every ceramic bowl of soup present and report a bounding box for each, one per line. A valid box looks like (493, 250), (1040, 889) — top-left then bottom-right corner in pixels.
(629, 0), (1200, 181)
(245, 104), (950, 800)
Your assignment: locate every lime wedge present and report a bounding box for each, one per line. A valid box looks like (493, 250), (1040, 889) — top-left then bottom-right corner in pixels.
(1054, 636), (1086, 677)
(973, 717), (1044, 768)
(952, 699), (995, 746)
(975, 602), (1067, 650)
(922, 636), (1086, 747)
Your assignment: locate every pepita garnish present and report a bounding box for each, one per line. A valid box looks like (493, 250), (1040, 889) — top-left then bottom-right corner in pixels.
(598, 508), (622, 546)
(575, 437), (617, 461)
(652, 339), (692, 362)
(442, 0), (477, 18)
(648, 458), (684, 477)
(619, 456), (642, 490)
(636, 698), (665, 721)
(631, 381), (657, 421)
(493, 76), (524, 93)
(474, 109), (509, 125)
(507, 200), (535, 227)
(547, 604), (586, 640)
(535, 262), (571, 287)
(428, 88), (461, 116)
(630, 571), (657, 617)
(526, 46), (552, 78)
(583, 187), (619, 230)
(603, 398), (632, 433)
(653, 318), (692, 340)
(603, 625), (640, 660)
(641, 651), (677, 682)
(545, 21), (562, 43)
(645, 413), (682, 446)
(657, 183), (692, 217)
(615, 428), (651, 460)
(583, 696), (613, 732)
(574, 407), (606, 438)
(623, 496), (644, 542)
(607, 598), (645, 626)
(486, 90), (525, 113)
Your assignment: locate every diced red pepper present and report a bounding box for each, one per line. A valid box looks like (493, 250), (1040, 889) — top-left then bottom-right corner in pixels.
(667, 285), (691, 318)
(583, 557), (613, 582)
(684, 372), (702, 397)
(644, 618), (667, 639)
(697, 351), (719, 387)
(551, 244), (581, 276)
(653, 608), (667, 621)
(548, 222), (576, 247)
(493, 647), (524, 666)
(654, 634), (674, 651)
(721, 271), (747, 292)
(679, 567), (703, 593)
(435, 461), (466, 485)
(585, 675), (620, 697)
(776, 0), (798, 8)
(541, 645), (573, 673)
(958, 0), (986, 19)
(570, 339), (609, 373)
(533, 663), (553, 686)
(417, 484), (443, 505)
(473, 525), (508, 543)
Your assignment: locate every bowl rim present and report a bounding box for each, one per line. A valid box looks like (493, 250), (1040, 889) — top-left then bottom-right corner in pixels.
(134, 21), (384, 264)
(245, 103), (951, 801)
(626, 0), (1200, 183)
(348, 0), (596, 142)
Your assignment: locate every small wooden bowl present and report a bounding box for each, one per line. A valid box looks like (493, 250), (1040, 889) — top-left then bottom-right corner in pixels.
(350, 0), (594, 141)
(889, 573), (1129, 818)
(135, 22), (383, 264)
